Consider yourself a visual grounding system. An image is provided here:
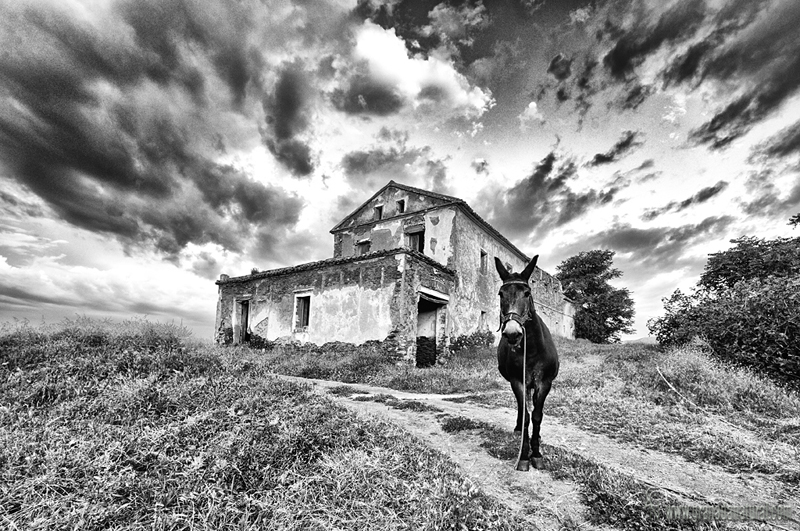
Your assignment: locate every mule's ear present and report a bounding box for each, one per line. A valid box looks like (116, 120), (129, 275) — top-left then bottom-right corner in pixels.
(520, 255), (539, 282)
(494, 257), (511, 281)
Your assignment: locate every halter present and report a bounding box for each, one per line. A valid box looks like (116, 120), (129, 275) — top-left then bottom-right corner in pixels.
(498, 279), (534, 333)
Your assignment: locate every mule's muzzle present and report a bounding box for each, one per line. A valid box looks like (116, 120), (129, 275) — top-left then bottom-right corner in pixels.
(502, 319), (524, 344)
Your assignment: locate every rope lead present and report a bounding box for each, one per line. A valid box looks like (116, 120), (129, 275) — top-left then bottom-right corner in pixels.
(515, 326), (528, 470)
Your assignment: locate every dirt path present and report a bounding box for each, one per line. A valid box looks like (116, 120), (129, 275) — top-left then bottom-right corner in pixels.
(279, 375), (800, 531)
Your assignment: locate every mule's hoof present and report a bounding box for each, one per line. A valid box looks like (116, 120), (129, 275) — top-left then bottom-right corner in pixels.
(515, 460), (530, 472)
(532, 457), (544, 469)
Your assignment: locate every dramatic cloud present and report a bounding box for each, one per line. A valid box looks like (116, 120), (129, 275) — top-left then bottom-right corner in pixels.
(547, 54), (573, 81)
(421, 1), (489, 51)
(749, 121), (800, 161)
(487, 152), (619, 240)
(0, 0), (305, 260)
(262, 63), (315, 176)
(558, 216), (735, 270)
(596, 0), (800, 150)
(588, 131), (643, 166)
(471, 158), (489, 174)
(642, 181), (729, 220)
(340, 129), (451, 192)
(518, 102), (544, 130)
(738, 171), (800, 218)
(602, 1), (707, 80)
(333, 21), (494, 119)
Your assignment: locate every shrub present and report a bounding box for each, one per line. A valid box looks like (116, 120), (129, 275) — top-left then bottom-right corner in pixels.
(649, 277), (800, 390)
(449, 330), (495, 358)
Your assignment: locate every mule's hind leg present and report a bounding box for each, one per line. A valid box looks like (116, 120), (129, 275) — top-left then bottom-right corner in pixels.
(529, 379), (552, 469)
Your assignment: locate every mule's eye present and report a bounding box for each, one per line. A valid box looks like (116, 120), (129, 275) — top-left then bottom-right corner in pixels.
(524, 290), (531, 297)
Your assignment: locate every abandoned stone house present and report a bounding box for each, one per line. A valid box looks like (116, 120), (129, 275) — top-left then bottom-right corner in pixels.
(215, 181), (575, 360)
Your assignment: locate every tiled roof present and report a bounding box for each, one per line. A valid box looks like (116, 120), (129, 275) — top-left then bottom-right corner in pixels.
(216, 247), (455, 285)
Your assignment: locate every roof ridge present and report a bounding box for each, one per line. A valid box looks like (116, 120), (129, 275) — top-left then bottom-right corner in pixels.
(388, 180), (465, 204)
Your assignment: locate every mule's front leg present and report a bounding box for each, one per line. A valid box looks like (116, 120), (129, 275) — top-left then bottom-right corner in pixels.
(511, 380), (531, 471)
(529, 380), (552, 469)
(510, 380), (525, 433)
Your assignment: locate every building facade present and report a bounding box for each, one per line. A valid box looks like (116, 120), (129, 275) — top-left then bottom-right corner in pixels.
(215, 181), (575, 359)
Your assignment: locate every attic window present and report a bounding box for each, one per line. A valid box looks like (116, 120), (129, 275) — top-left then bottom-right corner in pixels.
(480, 250), (487, 274)
(396, 199), (405, 214)
(356, 240), (371, 255)
(373, 205), (383, 220)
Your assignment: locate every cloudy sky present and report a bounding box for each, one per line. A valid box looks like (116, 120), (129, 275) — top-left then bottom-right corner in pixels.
(1, 0), (798, 340)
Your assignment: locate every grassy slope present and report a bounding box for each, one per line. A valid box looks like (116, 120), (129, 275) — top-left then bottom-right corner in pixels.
(4, 319), (799, 529)
(0, 319), (525, 530)
(548, 340), (800, 487)
(239, 335), (800, 489)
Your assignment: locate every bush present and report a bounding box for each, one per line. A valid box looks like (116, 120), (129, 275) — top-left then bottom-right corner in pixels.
(449, 330), (495, 357)
(648, 277), (800, 389)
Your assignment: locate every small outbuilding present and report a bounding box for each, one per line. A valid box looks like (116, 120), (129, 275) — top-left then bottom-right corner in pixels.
(215, 181), (574, 360)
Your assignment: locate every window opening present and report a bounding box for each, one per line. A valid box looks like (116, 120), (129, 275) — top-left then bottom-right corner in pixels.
(396, 199), (405, 214)
(295, 295), (311, 329)
(357, 241), (371, 255)
(480, 250), (487, 274)
(373, 205), (383, 220)
(407, 230), (425, 253)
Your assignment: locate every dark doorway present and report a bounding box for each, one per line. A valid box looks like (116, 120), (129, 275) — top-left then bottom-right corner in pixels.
(238, 300), (250, 343)
(416, 297), (444, 367)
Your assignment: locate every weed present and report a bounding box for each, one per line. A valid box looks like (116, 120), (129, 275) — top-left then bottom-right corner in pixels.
(327, 385), (369, 396)
(440, 415), (486, 433)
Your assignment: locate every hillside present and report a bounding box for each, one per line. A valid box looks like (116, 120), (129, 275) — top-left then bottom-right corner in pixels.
(2, 318), (799, 530)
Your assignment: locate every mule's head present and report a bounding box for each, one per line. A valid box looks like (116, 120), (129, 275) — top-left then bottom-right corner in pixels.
(495, 255), (538, 344)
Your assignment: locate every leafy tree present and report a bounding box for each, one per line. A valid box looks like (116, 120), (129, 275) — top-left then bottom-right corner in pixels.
(556, 250), (635, 343)
(698, 236), (800, 294)
(789, 213), (799, 228)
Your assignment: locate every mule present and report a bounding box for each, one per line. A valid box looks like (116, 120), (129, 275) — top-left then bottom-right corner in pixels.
(495, 255), (559, 471)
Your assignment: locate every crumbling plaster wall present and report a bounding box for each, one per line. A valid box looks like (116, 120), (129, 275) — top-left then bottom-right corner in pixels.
(449, 209), (575, 339)
(448, 208), (527, 338)
(333, 188), (456, 263)
(216, 255), (402, 345)
(392, 252), (455, 361)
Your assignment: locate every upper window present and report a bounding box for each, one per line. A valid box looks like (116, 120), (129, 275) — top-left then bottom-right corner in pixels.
(480, 250), (488, 274)
(356, 240), (371, 255)
(407, 230), (425, 253)
(396, 199), (405, 214)
(373, 205), (383, 220)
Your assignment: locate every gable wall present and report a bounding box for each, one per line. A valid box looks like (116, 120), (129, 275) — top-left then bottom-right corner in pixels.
(334, 204), (457, 269)
(448, 209), (575, 339)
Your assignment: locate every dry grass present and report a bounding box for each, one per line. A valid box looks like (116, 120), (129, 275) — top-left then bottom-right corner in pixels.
(547, 342), (800, 488)
(1, 318), (527, 530)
